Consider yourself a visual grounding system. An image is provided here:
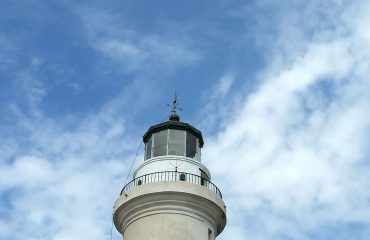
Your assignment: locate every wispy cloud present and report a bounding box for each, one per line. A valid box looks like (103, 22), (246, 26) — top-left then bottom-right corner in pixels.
(1, 1), (369, 240)
(0, 34), (18, 71)
(205, 1), (370, 239)
(79, 8), (202, 74)
(200, 71), (237, 131)
(0, 105), (134, 239)
(0, 2), (202, 240)
(0, 59), (139, 239)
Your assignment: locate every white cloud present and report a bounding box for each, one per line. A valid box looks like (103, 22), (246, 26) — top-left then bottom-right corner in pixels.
(78, 8), (201, 73)
(204, 1), (370, 239)
(2, 1), (370, 240)
(0, 34), (19, 72)
(200, 71), (238, 131)
(98, 36), (200, 72)
(0, 97), (138, 239)
(17, 71), (46, 113)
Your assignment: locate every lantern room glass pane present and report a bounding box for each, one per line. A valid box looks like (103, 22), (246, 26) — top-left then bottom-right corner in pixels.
(186, 132), (197, 158)
(168, 129), (185, 156)
(153, 130), (167, 157)
(145, 137), (152, 160)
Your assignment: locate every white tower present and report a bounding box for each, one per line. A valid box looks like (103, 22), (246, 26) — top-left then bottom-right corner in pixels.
(113, 99), (226, 240)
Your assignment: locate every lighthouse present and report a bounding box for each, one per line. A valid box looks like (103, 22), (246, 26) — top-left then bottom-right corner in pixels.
(113, 97), (227, 240)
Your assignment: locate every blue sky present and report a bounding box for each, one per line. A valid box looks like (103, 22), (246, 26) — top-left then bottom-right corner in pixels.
(1, 0), (370, 239)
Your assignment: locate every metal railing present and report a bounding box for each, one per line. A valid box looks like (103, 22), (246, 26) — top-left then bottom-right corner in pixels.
(120, 171), (222, 199)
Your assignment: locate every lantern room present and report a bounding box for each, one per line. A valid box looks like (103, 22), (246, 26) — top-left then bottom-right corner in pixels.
(143, 114), (204, 161)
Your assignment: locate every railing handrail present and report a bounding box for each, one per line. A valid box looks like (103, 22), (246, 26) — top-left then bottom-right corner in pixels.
(120, 171), (222, 199)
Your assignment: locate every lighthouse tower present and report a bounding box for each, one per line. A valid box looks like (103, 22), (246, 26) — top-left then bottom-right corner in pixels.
(113, 98), (226, 240)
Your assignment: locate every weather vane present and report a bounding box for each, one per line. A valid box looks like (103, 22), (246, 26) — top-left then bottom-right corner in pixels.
(167, 92), (182, 114)
(167, 92), (182, 121)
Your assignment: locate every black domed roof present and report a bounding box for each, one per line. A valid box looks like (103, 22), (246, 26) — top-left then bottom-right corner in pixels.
(169, 113), (180, 121)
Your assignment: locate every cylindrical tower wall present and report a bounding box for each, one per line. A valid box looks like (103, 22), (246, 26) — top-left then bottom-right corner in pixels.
(134, 156), (211, 179)
(124, 213), (216, 240)
(114, 182), (226, 240)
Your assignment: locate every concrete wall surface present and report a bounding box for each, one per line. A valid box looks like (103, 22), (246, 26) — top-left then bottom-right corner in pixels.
(124, 213), (215, 240)
(134, 156), (211, 179)
(114, 181), (226, 240)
